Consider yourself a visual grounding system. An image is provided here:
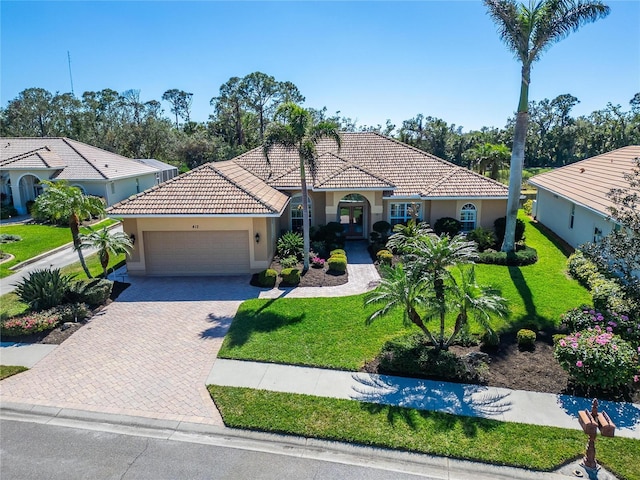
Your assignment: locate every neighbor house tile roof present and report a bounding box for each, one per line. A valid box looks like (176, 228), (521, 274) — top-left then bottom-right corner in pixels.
(528, 146), (640, 217)
(234, 132), (508, 198)
(108, 161), (289, 216)
(0, 137), (157, 180)
(0, 146), (66, 170)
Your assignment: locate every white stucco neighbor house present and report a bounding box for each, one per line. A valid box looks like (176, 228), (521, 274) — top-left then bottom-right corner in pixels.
(529, 145), (640, 249)
(0, 137), (161, 215)
(108, 132), (510, 276)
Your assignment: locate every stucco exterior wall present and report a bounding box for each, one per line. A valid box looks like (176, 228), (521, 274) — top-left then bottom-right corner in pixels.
(105, 174), (157, 205)
(535, 188), (614, 248)
(478, 199), (507, 229)
(121, 216), (273, 275)
(429, 200), (457, 224)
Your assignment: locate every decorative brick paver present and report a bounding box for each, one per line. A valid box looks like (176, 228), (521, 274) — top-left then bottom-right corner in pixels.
(0, 276), (258, 425)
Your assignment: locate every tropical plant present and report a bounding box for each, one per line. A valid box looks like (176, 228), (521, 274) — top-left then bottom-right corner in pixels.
(79, 227), (133, 278)
(14, 268), (75, 311)
(276, 231), (304, 260)
(463, 142), (510, 180)
(264, 103), (341, 270)
(31, 180), (106, 278)
(484, 0), (610, 252)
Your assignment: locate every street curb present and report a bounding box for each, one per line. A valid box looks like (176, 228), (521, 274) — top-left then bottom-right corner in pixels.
(8, 220), (121, 271)
(0, 401), (572, 480)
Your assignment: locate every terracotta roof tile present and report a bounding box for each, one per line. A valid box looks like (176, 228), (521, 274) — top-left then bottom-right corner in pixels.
(529, 146), (640, 216)
(107, 161), (289, 216)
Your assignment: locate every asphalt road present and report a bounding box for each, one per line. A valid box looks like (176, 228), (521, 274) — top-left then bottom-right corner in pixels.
(0, 419), (441, 480)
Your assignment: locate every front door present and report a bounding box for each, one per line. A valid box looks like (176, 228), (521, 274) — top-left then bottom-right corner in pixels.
(340, 205), (364, 238)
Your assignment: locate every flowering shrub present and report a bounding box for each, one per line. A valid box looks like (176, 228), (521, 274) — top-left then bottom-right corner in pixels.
(561, 306), (640, 346)
(1, 310), (61, 337)
(554, 327), (639, 390)
(311, 256), (325, 268)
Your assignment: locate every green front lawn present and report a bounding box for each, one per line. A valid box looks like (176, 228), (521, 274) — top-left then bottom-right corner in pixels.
(0, 218), (119, 278)
(209, 386), (640, 480)
(218, 214), (591, 369)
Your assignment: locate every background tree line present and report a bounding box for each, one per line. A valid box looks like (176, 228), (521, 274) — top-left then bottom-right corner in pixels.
(1, 71), (638, 174)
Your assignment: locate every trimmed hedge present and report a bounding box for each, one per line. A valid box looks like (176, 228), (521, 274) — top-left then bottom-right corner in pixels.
(517, 329), (536, 348)
(327, 256), (347, 273)
(329, 249), (346, 258)
(376, 249), (393, 266)
(280, 268), (301, 286)
(477, 246), (538, 266)
(258, 269), (277, 288)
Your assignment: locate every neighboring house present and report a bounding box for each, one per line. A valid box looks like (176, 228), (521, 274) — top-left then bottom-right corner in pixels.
(134, 158), (179, 183)
(108, 132), (509, 276)
(0, 137), (160, 214)
(529, 145), (640, 248)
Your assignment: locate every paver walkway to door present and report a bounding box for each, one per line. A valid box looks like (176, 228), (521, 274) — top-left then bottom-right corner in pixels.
(0, 276), (259, 425)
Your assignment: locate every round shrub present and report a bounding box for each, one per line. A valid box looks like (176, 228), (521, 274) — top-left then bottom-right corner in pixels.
(517, 329), (536, 348)
(494, 216), (525, 244)
(466, 227), (497, 252)
(66, 279), (113, 307)
(433, 217), (462, 238)
(327, 256), (347, 273)
(376, 249), (393, 266)
(477, 246), (538, 266)
(1, 309), (61, 337)
(280, 268), (300, 286)
(554, 328), (638, 391)
(329, 249), (346, 258)
(258, 269), (277, 288)
(567, 251), (599, 287)
(54, 303), (90, 323)
(590, 277), (630, 314)
(372, 221), (391, 236)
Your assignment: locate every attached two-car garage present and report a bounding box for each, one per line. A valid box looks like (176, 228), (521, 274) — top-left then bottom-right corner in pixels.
(143, 231), (250, 276)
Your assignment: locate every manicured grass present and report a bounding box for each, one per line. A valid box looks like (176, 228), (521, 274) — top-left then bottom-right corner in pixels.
(0, 365), (28, 380)
(474, 213), (591, 332)
(0, 218), (118, 278)
(0, 292), (29, 319)
(209, 386), (640, 479)
(220, 294), (405, 370)
(218, 212), (591, 369)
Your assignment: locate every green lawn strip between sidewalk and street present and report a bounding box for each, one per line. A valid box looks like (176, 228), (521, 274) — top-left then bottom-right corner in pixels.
(0, 365), (28, 380)
(208, 386), (640, 480)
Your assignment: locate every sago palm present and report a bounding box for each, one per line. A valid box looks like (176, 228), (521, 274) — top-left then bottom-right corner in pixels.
(263, 103), (341, 270)
(79, 227), (133, 278)
(484, 0), (610, 252)
(32, 180), (105, 278)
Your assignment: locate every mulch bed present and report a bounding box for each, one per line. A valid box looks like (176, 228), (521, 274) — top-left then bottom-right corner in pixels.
(3, 281), (130, 346)
(252, 257), (348, 288)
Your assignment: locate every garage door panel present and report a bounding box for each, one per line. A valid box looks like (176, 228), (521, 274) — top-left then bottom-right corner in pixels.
(144, 231), (250, 275)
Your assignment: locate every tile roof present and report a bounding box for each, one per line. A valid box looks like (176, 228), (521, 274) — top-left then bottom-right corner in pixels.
(0, 146), (66, 170)
(0, 137), (157, 180)
(107, 161), (289, 216)
(528, 146), (640, 217)
(233, 132), (509, 198)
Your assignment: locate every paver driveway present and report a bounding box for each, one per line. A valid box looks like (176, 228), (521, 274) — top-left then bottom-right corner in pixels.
(0, 276), (258, 425)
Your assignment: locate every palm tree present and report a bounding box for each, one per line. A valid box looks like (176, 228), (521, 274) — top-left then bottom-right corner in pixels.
(386, 222), (478, 349)
(263, 103), (341, 270)
(365, 263), (439, 346)
(464, 142), (511, 180)
(484, 0), (610, 252)
(31, 180), (105, 278)
(445, 265), (509, 348)
(79, 227), (133, 278)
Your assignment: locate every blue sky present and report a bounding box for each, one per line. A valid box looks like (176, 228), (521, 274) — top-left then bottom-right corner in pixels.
(2, 1), (638, 131)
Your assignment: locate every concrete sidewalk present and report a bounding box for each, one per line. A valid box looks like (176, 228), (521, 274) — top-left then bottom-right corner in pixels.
(0, 342), (57, 368)
(207, 359), (640, 440)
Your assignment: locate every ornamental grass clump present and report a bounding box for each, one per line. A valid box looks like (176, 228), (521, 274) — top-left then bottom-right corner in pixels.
(554, 327), (639, 391)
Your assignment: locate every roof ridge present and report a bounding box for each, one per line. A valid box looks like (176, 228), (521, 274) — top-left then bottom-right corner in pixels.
(62, 137), (108, 180)
(211, 162), (279, 214)
(421, 168), (457, 196)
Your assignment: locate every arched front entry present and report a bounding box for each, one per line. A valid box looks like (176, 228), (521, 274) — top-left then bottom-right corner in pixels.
(337, 193), (369, 239)
(18, 174), (43, 213)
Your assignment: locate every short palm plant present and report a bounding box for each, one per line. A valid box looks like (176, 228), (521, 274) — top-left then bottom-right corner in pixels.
(79, 227), (133, 278)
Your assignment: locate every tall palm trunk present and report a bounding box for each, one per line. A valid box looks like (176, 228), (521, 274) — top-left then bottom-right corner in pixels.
(299, 153), (311, 271)
(501, 63), (530, 252)
(70, 213), (92, 279)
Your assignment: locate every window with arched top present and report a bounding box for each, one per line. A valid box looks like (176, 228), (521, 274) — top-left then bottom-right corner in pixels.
(460, 203), (477, 232)
(290, 194), (312, 232)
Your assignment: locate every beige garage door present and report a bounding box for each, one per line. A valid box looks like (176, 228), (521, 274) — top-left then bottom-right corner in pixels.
(144, 231), (250, 275)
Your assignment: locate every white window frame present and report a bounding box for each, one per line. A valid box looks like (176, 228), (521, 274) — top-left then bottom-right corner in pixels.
(460, 203), (477, 232)
(290, 194), (311, 232)
(389, 202), (421, 225)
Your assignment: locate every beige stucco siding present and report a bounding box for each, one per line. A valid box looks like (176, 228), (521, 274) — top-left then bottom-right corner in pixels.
(428, 200), (457, 224)
(535, 188), (613, 248)
(121, 216), (273, 275)
(478, 199), (507, 229)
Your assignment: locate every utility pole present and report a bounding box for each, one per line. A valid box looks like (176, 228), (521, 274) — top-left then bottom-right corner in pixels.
(67, 51), (75, 96)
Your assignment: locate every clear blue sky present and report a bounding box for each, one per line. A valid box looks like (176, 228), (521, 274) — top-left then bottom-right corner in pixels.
(2, 1), (639, 131)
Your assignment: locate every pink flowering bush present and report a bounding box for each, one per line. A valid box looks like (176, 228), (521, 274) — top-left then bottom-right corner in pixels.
(554, 327), (639, 390)
(311, 256), (326, 268)
(1, 309), (61, 337)
(561, 306), (639, 346)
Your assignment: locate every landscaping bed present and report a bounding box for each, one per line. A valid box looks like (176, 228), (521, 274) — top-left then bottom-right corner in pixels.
(256, 256), (348, 288)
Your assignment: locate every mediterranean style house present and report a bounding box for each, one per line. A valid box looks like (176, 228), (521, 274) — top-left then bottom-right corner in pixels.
(108, 132), (510, 276)
(529, 145), (640, 248)
(0, 137), (162, 214)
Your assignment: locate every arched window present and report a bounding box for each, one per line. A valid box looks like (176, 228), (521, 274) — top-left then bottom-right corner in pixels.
(460, 203), (477, 232)
(290, 194), (312, 232)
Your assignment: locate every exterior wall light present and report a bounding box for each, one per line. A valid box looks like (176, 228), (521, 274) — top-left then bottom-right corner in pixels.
(255, 232), (260, 243)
